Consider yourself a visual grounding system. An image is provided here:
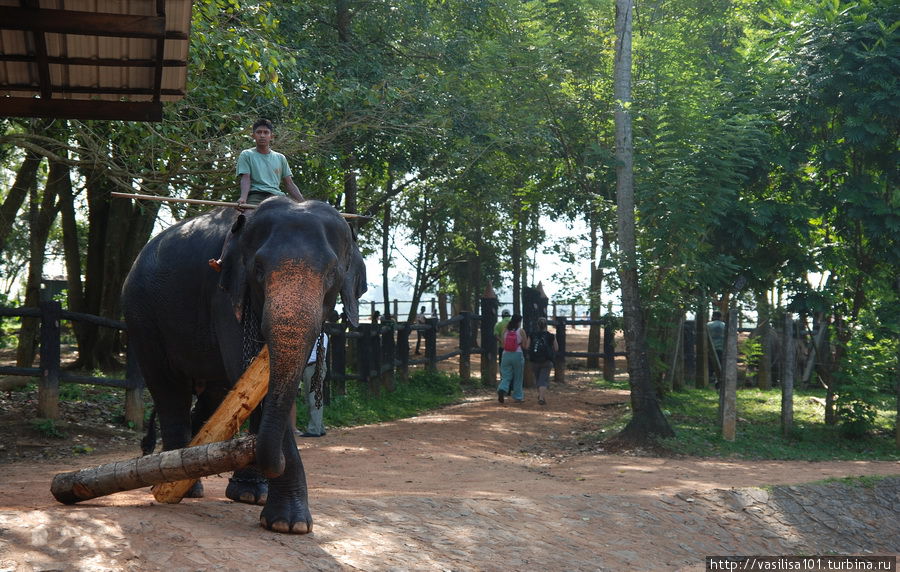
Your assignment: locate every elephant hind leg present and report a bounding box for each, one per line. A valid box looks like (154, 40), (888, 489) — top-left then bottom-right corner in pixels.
(226, 467), (268, 505)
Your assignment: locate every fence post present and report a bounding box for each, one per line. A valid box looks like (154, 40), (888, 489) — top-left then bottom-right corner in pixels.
(603, 316), (616, 382)
(781, 312), (795, 437)
(381, 324), (395, 392)
(397, 324), (410, 381)
(459, 311), (471, 382)
(38, 300), (62, 419)
(480, 290), (498, 386)
(125, 342), (144, 431)
(331, 327), (347, 397)
(358, 324), (378, 397)
(425, 317), (438, 373)
(554, 316), (567, 384)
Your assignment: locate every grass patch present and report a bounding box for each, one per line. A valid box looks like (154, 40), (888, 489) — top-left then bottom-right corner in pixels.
(657, 387), (899, 461)
(297, 370), (463, 429)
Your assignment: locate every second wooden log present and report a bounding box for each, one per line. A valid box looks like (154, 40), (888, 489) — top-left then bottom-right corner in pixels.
(51, 436), (257, 504)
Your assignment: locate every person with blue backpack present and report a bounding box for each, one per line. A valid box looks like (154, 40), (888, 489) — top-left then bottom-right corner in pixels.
(528, 317), (558, 406)
(497, 314), (528, 404)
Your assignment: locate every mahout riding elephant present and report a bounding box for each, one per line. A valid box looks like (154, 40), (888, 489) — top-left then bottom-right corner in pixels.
(122, 197), (366, 534)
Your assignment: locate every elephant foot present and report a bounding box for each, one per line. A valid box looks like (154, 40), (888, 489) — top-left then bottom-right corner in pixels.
(185, 480), (204, 498)
(259, 494), (313, 534)
(226, 469), (268, 506)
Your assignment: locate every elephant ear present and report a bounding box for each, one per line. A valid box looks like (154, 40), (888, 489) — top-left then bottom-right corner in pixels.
(218, 214), (248, 322)
(340, 247), (367, 327)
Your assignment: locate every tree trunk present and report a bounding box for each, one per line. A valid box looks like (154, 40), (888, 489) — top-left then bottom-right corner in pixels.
(56, 158), (87, 349)
(754, 291), (772, 389)
(382, 200), (391, 316)
(17, 161), (62, 367)
(512, 214), (521, 315)
(0, 151), (41, 255)
(587, 214), (602, 368)
(781, 312), (795, 437)
(612, 0), (673, 442)
(76, 168), (159, 370)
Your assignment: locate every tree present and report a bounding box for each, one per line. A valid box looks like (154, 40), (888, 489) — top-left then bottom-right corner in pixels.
(612, 0), (674, 442)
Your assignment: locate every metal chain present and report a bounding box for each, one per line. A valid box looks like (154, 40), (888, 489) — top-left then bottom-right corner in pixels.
(241, 296), (264, 370)
(312, 333), (325, 409)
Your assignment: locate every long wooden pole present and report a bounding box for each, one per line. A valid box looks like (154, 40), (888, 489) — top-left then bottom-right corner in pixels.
(111, 192), (371, 220)
(151, 345), (271, 503)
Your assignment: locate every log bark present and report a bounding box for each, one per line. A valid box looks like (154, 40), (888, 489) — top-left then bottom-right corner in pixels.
(51, 436), (257, 504)
(151, 345), (271, 503)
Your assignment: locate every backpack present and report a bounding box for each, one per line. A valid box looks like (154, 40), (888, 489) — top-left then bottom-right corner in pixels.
(529, 331), (554, 363)
(503, 329), (519, 352)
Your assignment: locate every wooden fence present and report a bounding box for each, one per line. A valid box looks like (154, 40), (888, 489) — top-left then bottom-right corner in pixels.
(0, 301), (144, 429)
(1, 299), (626, 430)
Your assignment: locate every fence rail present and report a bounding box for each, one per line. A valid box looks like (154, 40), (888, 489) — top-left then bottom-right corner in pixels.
(2, 298), (627, 430)
(0, 301), (144, 429)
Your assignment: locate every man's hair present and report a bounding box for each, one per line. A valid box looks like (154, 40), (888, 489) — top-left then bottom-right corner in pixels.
(712, 311), (722, 320)
(252, 118), (275, 132)
(501, 309), (511, 317)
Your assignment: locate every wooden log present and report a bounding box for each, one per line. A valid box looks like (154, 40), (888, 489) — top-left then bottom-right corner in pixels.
(151, 345), (271, 504)
(51, 436), (257, 504)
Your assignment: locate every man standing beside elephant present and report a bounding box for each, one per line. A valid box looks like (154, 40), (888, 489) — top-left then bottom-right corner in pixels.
(299, 331), (329, 438)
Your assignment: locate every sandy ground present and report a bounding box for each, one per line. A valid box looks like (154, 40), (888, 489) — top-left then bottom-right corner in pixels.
(1, 329), (898, 571)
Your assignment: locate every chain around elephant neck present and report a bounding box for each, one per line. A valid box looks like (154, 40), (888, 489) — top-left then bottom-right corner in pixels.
(312, 333), (325, 409)
(241, 297), (264, 370)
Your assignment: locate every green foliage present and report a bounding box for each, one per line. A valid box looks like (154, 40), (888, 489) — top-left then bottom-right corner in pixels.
(833, 325), (898, 438)
(297, 370), (462, 429)
(657, 387), (898, 461)
(32, 418), (66, 439)
(739, 335), (764, 372)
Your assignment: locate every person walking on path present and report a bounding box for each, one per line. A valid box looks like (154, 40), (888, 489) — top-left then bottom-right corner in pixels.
(494, 309), (512, 364)
(414, 306), (427, 355)
(528, 317), (558, 406)
(706, 310), (726, 389)
(498, 314), (528, 404)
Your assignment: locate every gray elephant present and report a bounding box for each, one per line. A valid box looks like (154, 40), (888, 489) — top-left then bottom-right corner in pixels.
(122, 197), (366, 534)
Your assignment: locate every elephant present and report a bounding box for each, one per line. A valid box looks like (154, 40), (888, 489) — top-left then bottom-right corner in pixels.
(122, 197), (366, 534)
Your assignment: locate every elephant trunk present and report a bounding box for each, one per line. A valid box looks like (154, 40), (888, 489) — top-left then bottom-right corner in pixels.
(256, 261), (324, 478)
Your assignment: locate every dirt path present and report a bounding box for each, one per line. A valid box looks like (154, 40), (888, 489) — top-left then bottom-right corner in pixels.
(1, 372), (898, 572)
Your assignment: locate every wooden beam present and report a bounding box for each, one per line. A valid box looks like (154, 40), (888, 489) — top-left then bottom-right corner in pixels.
(0, 55), (187, 68)
(1, 84), (185, 97)
(0, 7), (166, 39)
(0, 98), (163, 122)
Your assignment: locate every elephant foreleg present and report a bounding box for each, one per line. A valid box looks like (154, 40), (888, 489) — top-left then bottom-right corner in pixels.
(258, 428), (312, 534)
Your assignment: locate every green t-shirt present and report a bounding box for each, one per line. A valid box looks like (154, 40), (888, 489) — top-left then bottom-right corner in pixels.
(236, 148), (292, 195)
(494, 318), (511, 340)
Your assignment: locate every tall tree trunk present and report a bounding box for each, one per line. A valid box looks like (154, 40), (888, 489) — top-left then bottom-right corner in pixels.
(753, 291), (772, 389)
(76, 168), (159, 370)
(381, 199), (391, 316)
(17, 160), (62, 366)
(56, 157), (87, 349)
(587, 212), (602, 368)
(0, 151), (42, 255)
(512, 214), (521, 315)
(612, 0), (673, 442)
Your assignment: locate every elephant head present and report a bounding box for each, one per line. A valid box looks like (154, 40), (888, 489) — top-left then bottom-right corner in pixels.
(217, 197), (366, 477)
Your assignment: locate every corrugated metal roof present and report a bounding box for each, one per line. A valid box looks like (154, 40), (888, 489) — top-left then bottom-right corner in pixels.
(0, 0), (193, 121)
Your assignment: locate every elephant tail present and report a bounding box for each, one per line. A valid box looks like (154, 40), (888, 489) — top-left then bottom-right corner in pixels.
(140, 408), (158, 455)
